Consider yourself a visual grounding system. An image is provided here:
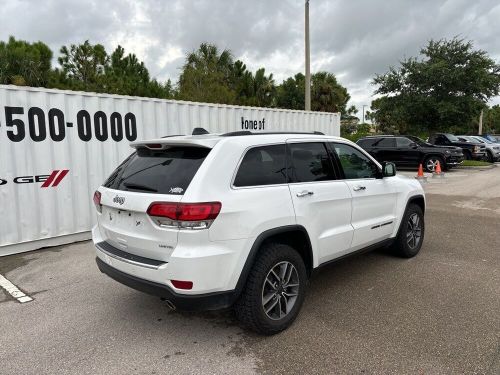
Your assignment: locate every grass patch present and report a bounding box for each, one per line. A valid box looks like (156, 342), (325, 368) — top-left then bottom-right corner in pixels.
(460, 160), (492, 167)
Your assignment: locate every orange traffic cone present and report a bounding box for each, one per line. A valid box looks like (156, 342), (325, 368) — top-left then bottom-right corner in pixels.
(435, 161), (442, 174)
(432, 160), (445, 178)
(415, 164), (427, 182)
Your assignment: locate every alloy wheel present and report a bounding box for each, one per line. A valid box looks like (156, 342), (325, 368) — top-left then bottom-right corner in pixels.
(261, 261), (300, 320)
(406, 213), (422, 250)
(426, 158), (439, 172)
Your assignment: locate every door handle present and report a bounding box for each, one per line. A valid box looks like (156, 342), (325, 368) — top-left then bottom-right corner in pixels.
(353, 185), (366, 191)
(296, 190), (314, 197)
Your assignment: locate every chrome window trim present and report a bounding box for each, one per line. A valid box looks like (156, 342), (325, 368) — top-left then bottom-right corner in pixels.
(229, 137), (381, 189)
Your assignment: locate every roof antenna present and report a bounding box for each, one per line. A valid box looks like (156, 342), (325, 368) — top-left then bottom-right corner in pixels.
(192, 127), (210, 135)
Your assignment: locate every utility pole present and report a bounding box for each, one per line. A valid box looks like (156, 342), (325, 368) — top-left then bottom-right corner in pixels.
(305, 0), (311, 111)
(362, 105), (368, 124)
(478, 109), (483, 135)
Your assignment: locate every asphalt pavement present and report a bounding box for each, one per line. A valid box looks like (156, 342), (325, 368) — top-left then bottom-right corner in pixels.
(1, 166), (499, 374)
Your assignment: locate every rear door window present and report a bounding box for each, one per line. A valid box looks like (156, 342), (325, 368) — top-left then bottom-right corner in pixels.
(103, 146), (210, 194)
(288, 142), (336, 182)
(373, 137), (396, 147)
(357, 139), (374, 148)
(233, 145), (287, 187)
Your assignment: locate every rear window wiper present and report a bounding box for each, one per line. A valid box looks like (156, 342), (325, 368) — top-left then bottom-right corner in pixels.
(122, 182), (158, 192)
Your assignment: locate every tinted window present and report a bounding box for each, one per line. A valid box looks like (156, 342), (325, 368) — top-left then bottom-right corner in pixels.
(407, 135), (431, 147)
(372, 137), (396, 147)
(357, 138), (375, 148)
(103, 146), (210, 194)
(331, 143), (379, 179)
(434, 135), (444, 144)
(396, 137), (413, 147)
(356, 138), (373, 148)
(288, 143), (335, 182)
(234, 145), (287, 187)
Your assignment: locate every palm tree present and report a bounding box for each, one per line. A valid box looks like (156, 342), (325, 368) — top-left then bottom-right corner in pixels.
(253, 68), (276, 107)
(184, 43), (233, 80)
(178, 43), (236, 103)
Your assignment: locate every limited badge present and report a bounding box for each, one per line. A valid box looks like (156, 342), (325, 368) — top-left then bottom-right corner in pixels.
(169, 187), (184, 194)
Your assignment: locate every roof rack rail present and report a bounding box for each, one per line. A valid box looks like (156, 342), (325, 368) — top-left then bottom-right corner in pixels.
(161, 134), (183, 138)
(362, 134), (398, 138)
(192, 127), (210, 135)
(221, 131), (253, 137)
(221, 131), (325, 137)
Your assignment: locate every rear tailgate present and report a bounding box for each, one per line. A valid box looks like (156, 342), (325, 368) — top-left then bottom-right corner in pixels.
(99, 189), (181, 262)
(96, 144), (212, 262)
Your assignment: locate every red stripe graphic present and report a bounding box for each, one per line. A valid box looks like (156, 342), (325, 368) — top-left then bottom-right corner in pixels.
(41, 170), (60, 188)
(51, 169), (69, 187)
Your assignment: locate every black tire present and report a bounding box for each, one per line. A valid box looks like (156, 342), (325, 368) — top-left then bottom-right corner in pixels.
(390, 203), (425, 258)
(234, 242), (307, 335)
(486, 150), (494, 163)
(464, 150), (472, 160)
(424, 155), (444, 173)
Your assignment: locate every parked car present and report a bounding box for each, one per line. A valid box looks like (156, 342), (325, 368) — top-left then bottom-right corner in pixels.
(458, 136), (500, 162)
(428, 133), (486, 160)
(475, 134), (499, 143)
(356, 135), (464, 172)
(92, 130), (425, 334)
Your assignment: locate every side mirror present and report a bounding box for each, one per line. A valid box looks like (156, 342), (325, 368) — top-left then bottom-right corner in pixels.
(382, 162), (396, 177)
(410, 142), (418, 149)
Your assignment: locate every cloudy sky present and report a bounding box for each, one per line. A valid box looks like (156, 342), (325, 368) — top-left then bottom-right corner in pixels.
(1, 0), (500, 112)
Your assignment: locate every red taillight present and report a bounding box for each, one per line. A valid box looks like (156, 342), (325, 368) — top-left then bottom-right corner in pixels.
(147, 202), (221, 229)
(178, 203), (221, 221)
(147, 202), (178, 219)
(93, 191), (102, 213)
(147, 202), (221, 221)
(171, 280), (193, 290)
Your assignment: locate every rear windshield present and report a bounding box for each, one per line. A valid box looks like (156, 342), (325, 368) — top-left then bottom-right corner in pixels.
(103, 146), (210, 195)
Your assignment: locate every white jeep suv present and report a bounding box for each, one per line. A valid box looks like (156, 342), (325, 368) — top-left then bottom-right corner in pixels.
(93, 130), (425, 334)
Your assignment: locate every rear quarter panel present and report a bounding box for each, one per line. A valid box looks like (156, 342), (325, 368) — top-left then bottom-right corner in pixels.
(181, 139), (296, 242)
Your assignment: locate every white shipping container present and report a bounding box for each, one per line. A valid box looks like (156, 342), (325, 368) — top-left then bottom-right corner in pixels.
(0, 85), (340, 256)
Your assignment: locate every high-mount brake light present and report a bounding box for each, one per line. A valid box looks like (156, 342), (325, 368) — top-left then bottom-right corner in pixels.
(147, 202), (221, 230)
(93, 191), (102, 213)
(145, 143), (163, 149)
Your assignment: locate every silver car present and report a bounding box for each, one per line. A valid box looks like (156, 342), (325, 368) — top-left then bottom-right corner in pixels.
(458, 136), (500, 162)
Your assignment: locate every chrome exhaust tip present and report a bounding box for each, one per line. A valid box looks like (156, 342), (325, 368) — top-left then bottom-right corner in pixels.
(163, 299), (176, 310)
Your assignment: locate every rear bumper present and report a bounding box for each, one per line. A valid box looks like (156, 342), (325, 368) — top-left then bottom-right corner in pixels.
(92, 224), (249, 296)
(96, 257), (237, 311)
